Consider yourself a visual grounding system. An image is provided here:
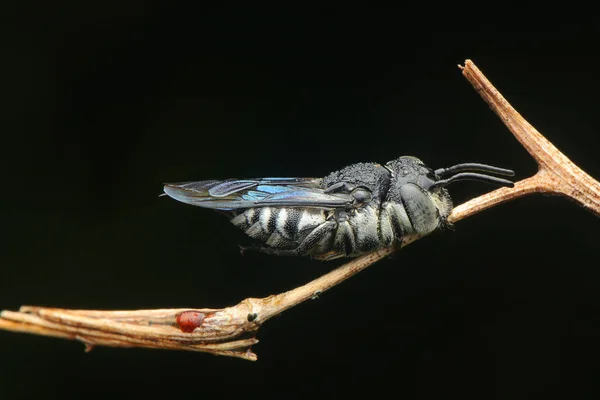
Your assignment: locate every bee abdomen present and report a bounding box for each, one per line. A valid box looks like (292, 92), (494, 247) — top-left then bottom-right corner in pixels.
(230, 208), (259, 229)
(282, 208), (301, 239)
(231, 207), (327, 247)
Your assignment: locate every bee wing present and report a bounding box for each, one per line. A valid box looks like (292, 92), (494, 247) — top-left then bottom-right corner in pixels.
(163, 177), (354, 210)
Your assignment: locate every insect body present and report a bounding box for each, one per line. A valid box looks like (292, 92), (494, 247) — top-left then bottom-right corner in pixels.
(163, 156), (514, 260)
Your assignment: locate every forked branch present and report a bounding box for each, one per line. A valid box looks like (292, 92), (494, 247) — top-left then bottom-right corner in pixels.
(1, 60), (598, 361)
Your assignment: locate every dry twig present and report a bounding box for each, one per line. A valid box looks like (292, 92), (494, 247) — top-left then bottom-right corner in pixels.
(1, 60), (599, 361)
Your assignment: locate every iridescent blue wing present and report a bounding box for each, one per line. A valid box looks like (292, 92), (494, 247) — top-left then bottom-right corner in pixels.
(163, 177), (353, 210)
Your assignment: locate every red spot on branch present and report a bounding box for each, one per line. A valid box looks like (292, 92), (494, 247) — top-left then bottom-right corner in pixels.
(176, 311), (205, 333)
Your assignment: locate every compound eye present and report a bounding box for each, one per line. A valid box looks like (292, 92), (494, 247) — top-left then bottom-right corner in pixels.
(351, 188), (372, 204)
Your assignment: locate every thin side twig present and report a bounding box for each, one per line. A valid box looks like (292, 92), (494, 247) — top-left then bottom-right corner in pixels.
(1, 60), (599, 361)
(452, 60), (600, 220)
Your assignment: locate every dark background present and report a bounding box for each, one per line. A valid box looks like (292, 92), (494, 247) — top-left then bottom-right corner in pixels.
(2, 6), (599, 398)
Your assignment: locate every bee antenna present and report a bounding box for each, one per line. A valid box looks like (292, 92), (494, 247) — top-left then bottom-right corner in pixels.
(431, 172), (515, 189)
(435, 163), (515, 178)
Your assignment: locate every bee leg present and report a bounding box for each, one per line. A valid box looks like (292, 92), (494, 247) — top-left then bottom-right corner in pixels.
(240, 244), (299, 257)
(239, 243), (301, 257)
(324, 182), (355, 193)
(295, 220), (337, 255)
(250, 247), (300, 257)
(239, 244), (262, 256)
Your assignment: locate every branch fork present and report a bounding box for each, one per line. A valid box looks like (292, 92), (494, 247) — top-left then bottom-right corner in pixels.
(2, 60), (599, 361)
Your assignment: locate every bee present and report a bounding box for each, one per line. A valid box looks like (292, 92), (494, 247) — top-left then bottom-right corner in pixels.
(163, 156), (514, 260)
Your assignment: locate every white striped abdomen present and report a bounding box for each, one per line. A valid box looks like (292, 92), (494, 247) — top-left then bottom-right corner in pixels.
(230, 202), (417, 259)
(231, 207), (328, 249)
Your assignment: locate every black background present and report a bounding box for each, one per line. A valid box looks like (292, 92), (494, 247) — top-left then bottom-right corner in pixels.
(2, 6), (600, 398)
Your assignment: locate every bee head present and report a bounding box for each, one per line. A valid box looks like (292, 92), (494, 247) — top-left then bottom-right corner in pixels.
(385, 156), (515, 234)
(384, 156), (438, 192)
